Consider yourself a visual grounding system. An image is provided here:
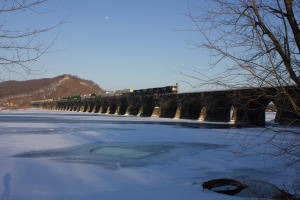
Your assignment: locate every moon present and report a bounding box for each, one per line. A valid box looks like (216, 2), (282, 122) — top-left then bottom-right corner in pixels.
(104, 16), (110, 21)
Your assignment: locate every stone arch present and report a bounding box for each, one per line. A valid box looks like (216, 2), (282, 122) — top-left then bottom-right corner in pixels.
(128, 104), (140, 115)
(234, 97), (271, 126)
(180, 96), (202, 119)
(76, 102), (83, 112)
(99, 100), (109, 113)
(83, 103), (89, 112)
(108, 101), (117, 114)
(202, 93), (232, 122)
(140, 97), (155, 117)
(117, 97), (128, 115)
(125, 96), (141, 115)
(160, 98), (178, 118)
(88, 102), (95, 112)
(93, 101), (101, 113)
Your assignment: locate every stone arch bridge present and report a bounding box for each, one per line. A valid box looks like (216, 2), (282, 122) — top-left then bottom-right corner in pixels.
(32, 87), (300, 126)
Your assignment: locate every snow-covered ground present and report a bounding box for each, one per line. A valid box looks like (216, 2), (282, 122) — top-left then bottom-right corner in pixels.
(0, 109), (299, 200)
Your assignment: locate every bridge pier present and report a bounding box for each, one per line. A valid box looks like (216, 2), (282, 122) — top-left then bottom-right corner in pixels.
(75, 104), (80, 112)
(160, 97), (177, 118)
(91, 100), (101, 113)
(174, 105), (182, 119)
(275, 93), (300, 125)
(87, 102), (94, 112)
(83, 103), (89, 112)
(235, 107), (265, 126)
(126, 96), (141, 115)
(66, 104), (70, 111)
(72, 101), (79, 111)
(71, 104), (76, 111)
(201, 93), (232, 122)
(107, 100), (117, 114)
(94, 102), (101, 113)
(139, 96), (154, 117)
(100, 100), (109, 114)
(68, 103), (73, 111)
(65, 104), (70, 111)
(180, 95), (202, 119)
(116, 97), (128, 115)
(128, 104), (140, 115)
(204, 106), (231, 122)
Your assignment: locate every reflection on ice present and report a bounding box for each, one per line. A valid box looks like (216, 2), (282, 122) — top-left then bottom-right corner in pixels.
(14, 142), (228, 169)
(1, 173), (11, 200)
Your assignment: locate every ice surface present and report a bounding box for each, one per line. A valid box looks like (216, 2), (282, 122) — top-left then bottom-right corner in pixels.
(0, 109), (299, 200)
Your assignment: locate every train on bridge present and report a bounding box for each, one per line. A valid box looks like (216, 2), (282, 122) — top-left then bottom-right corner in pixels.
(56, 85), (178, 101)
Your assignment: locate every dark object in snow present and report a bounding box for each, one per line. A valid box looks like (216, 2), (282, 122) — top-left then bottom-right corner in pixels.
(202, 178), (248, 195)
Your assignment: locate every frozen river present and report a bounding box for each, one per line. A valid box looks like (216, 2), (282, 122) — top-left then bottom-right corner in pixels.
(0, 109), (299, 199)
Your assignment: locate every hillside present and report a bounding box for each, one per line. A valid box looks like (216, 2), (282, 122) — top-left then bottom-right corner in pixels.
(0, 74), (104, 109)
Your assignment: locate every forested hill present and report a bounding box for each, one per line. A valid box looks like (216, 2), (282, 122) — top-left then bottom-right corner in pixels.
(0, 74), (104, 109)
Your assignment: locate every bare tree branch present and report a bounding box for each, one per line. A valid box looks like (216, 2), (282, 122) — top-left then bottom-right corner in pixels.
(0, 0), (64, 80)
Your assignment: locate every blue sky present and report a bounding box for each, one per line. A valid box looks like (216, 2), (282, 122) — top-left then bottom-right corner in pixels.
(5, 0), (214, 92)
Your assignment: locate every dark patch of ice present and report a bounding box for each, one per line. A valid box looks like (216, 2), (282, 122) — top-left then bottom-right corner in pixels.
(14, 142), (228, 169)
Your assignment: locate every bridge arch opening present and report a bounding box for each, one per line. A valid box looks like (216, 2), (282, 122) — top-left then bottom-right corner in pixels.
(230, 105), (237, 122)
(265, 101), (277, 123)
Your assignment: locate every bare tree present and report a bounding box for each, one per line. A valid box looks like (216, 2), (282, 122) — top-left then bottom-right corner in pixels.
(185, 0), (300, 119)
(0, 0), (63, 79)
